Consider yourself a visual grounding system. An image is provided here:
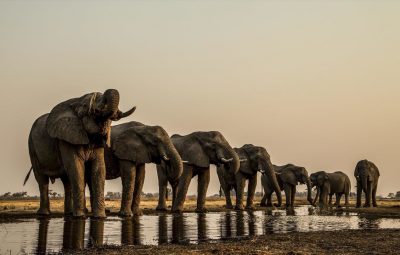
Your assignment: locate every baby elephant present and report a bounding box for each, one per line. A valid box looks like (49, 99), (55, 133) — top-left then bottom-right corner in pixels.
(310, 171), (351, 208)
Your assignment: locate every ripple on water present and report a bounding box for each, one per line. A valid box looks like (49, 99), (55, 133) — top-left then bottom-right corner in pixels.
(0, 206), (399, 254)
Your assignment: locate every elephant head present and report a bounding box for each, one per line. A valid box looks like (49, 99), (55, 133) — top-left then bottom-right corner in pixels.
(310, 171), (330, 206)
(112, 123), (183, 182)
(354, 159), (379, 194)
(277, 164), (313, 205)
(176, 131), (240, 174)
(46, 89), (136, 145)
(235, 144), (282, 207)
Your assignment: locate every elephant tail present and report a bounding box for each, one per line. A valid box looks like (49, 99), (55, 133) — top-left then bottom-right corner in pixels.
(23, 167), (33, 186)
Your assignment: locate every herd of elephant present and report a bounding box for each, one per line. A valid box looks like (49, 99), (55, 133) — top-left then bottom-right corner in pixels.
(25, 89), (381, 218)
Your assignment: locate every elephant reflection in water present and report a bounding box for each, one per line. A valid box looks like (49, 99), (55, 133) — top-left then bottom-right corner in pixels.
(36, 219), (50, 255)
(62, 218), (104, 250)
(121, 217), (142, 245)
(220, 211), (257, 239)
(358, 215), (380, 229)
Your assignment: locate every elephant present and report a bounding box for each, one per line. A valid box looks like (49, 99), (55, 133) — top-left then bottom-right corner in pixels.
(25, 89), (135, 217)
(159, 131), (240, 213)
(261, 164), (313, 207)
(309, 171), (351, 208)
(98, 121), (183, 217)
(354, 159), (380, 208)
(217, 144), (282, 210)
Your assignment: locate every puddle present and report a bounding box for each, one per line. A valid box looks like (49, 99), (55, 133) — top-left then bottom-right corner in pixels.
(1, 206), (400, 254)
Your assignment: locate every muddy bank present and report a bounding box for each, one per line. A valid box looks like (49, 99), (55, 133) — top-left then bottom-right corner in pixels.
(79, 229), (400, 255)
(1, 198), (400, 222)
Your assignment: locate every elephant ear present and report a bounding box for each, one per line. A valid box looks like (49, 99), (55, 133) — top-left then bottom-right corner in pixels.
(46, 98), (90, 145)
(182, 138), (209, 168)
(279, 169), (298, 186)
(317, 174), (328, 186)
(112, 128), (151, 163)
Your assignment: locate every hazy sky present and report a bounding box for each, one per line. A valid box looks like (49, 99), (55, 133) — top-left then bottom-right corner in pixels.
(0, 1), (399, 197)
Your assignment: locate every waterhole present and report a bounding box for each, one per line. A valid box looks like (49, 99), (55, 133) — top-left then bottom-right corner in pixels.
(1, 206), (400, 254)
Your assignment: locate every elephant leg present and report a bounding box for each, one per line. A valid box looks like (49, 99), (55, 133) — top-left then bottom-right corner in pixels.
(223, 185), (233, 209)
(290, 185), (296, 207)
(59, 145), (86, 217)
(172, 165), (194, 213)
(235, 172), (246, 210)
(328, 194), (333, 206)
(156, 167), (168, 211)
(34, 172), (51, 216)
(132, 164), (145, 216)
(344, 192), (350, 206)
(196, 167), (210, 213)
(119, 160), (136, 217)
(89, 149), (106, 218)
(372, 183), (378, 207)
(260, 193), (267, 207)
(283, 184), (291, 208)
(364, 181), (372, 207)
(61, 176), (73, 215)
(356, 181), (362, 208)
(246, 174), (257, 210)
(336, 193), (343, 208)
(171, 183), (178, 209)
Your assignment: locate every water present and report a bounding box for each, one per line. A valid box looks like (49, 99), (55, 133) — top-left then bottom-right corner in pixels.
(1, 206), (400, 254)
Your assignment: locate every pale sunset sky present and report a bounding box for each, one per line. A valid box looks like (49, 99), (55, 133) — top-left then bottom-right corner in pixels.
(0, 1), (399, 196)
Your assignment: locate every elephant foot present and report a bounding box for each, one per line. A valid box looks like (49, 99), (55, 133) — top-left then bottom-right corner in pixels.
(156, 205), (168, 212)
(195, 207), (208, 213)
(245, 205), (255, 210)
(225, 204), (234, 210)
(373, 204), (378, 207)
(355, 204), (361, 208)
(72, 210), (86, 218)
(259, 203), (266, 207)
(235, 205), (244, 211)
(273, 203), (281, 208)
(132, 208), (143, 216)
(37, 208), (51, 216)
(172, 207), (183, 214)
(91, 210), (106, 219)
(119, 210), (133, 218)
(363, 204), (371, 208)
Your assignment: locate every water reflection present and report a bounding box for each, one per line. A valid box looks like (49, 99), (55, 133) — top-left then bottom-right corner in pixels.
(2, 206), (400, 254)
(121, 217), (141, 245)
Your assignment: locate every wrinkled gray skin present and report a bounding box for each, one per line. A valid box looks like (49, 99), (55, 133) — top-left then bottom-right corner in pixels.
(165, 131), (240, 213)
(99, 121), (183, 217)
(26, 89), (135, 217)
(354, 160), (380, 208)
(261, 164), (313, 207)
(310, 171), (351, 208)
(217, 144), (282, 210)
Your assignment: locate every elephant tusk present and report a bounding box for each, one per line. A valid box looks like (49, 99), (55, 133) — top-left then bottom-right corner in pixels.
(162, 155), (170, 161)
(119, 106), (136, 119)
(182, 160), (189, 164)
(239, 158), (247, 162)
(258, 169), (266, 174)
(220, 157), (233, 163)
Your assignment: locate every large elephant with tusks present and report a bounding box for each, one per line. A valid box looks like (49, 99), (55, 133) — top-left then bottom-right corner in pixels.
(158, 131), (240, 213)
(26, 89), (135, 217)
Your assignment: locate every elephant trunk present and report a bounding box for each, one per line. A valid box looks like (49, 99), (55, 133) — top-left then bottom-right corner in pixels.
(306, 177), (313, 205)
(312, 187), (320, 206)
(218, 146), (240, 176)
(262, 160), (282, 207)
(162, 142), (183, 182)
(362, 175), (368, 194)
(103, 89), (120, 117)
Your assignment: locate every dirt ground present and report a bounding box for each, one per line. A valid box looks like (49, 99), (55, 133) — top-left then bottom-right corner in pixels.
(81, 229), (400, 255)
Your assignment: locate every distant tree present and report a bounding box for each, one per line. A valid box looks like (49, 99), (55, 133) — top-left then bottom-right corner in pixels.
(166, 187), (172, 200)
(11, 191), (27, 198)
(388, 193), (395, 199)
(49, 190), (58, 199)
(2, 192), (11, 198)
(396, 191), (400, 198)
